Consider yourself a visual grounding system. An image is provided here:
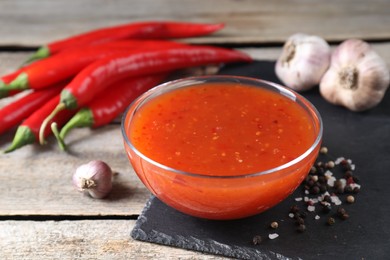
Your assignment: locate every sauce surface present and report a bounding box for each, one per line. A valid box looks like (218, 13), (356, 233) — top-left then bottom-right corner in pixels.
(129, 82), (316, 176)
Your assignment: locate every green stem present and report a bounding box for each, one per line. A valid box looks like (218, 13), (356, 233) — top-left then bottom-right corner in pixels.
(59, 108), (94, 142)
(23, 46), (50, 65)
(0, 87), (9, 99)
(7, 72), (30, 90)
(3, 126), (35, 153)
(51, 122), (67, 151)
(39, 103), (66, 145)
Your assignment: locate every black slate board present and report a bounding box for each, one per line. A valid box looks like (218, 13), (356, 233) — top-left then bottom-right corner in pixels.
(131, 61), (390, 259)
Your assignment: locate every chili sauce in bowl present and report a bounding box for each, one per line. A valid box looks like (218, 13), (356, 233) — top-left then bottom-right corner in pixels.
(122, 76), (322, 220)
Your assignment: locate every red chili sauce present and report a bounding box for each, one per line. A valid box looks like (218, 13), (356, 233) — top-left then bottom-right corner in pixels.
(129, 82), (316, 176)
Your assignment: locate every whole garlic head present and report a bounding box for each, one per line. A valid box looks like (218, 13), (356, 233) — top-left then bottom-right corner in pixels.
(320, 39), (390, 111)
(275, 33), (331, 91)
(73, 160), (113, 199)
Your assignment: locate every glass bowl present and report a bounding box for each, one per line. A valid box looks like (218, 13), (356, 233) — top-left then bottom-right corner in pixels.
(121, 75), (322, 220)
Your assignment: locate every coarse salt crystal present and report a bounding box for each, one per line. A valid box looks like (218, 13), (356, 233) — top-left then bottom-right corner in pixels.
(307, 205), (315, 212)
(289, 213), (295, 218)
(305, 190), (310, 195)
(335, 157), (345, 165)
(331, 195), (342, 205)
(315, 215), (320, 220)
(295, 197), (303, 201)
(327, 176), (336, 187)
(268, 233), (279, 240)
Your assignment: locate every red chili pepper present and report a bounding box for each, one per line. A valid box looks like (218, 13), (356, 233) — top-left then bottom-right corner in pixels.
(4, 94), (77, 153)
(39, 45), (252, 144)
(7, 40), (184, 91)
(54, 74), (166, 150)
(0, 83), (64, 136)
(25, 21), (224, 63)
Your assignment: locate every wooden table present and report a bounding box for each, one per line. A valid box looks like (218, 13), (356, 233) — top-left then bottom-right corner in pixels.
(1, 1), (389, 259)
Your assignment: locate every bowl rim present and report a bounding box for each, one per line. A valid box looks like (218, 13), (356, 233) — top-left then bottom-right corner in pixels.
(121, 75), (323, 179)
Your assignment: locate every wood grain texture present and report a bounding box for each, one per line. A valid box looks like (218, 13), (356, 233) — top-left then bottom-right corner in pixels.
(0, 0), (389, 47)
(1, 43), (389, 217)
(0, 220), (225, 259)
(0, 125), (151, 216)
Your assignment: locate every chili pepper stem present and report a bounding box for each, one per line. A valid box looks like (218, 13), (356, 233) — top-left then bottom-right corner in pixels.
(59, 108), (94, 142)
(51, 122), (67, 151)
(39, 103), (66, 145)
(0, 88), (9, 99)
(7, 72), (30, 90)
(3, 126), (36, 153)
(23, 46), (50, 65)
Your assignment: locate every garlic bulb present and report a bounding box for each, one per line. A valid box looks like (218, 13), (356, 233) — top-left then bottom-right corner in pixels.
(275, 33), (331, 91)
(73, 160), (113, 199)
(320, 39), (390, 111)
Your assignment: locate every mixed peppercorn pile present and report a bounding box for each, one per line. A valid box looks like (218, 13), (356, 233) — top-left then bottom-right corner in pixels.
(252, 146), (361, 244)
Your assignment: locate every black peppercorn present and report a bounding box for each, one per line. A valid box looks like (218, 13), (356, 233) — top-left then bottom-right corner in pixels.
(344, 185), (353, 193)
(297, 224), (306, 233)
(327, 217), (336, 226)
(323, 195), (332, 203)
(296, 217), (305, 225)
(353, 187), (360, 194)
(290, 205), (300, 214)
(321, 203), (332, 213)
(318, 175), (327, 184)
(344, 170), (353, 179)
(310, 186), (320, 195)
(252, 235), (262, 245)
(337, 207), (347, 218)
(353, 176), (360, 183)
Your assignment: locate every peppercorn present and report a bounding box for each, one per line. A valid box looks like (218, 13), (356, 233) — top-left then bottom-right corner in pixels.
(319, 184), (328, 193)
(296, 217), (305, 225)
(252, 235), (262, 245)
(270, 221), (279, 229)
(346, 195), (355, 204)
(321, 203), (332, 214)
(323, 195), (332, 203)
(310, 166), (317, 174)
(353, 187), (360, 194)
(290, 205), (300, 214)
(318, 176), (327, 184)
(344, 185), (353, 193)
(297, 224), (306, 233)
(344, 170), (353, 179)
(340, 213), (350, 220)
(337, 207), (347, 216)
(340, 160), (352, 171)
(320, 147), (328, 154)
(327, 217), (336, 226)
(326, 161), (335, 169)
(310, 186), (320, 195)
(353, 176), (360, 183)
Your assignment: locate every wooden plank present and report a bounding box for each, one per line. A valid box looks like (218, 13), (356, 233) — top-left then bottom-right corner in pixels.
(0, 0), (389, 47)
(0, 125), (151, 216)
(0, 43), (389, 216)
(0, 220), (225, 259)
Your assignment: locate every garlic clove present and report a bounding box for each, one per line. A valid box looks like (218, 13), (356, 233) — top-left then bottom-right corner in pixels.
(73, 160), (113, 199)
(275, 33), (331, 91)
(320, 39), (390, 111)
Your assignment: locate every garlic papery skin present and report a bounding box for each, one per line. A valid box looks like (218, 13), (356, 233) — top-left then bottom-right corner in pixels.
(275, 33), (331, 91)
(73, 160), (113, 199)
(319, 39), (390, 112)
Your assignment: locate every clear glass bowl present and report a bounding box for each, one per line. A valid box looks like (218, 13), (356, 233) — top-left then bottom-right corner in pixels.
(121, 75), (323, 220)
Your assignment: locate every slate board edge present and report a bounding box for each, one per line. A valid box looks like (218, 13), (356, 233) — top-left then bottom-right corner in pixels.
(131, 196), (298, 260)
